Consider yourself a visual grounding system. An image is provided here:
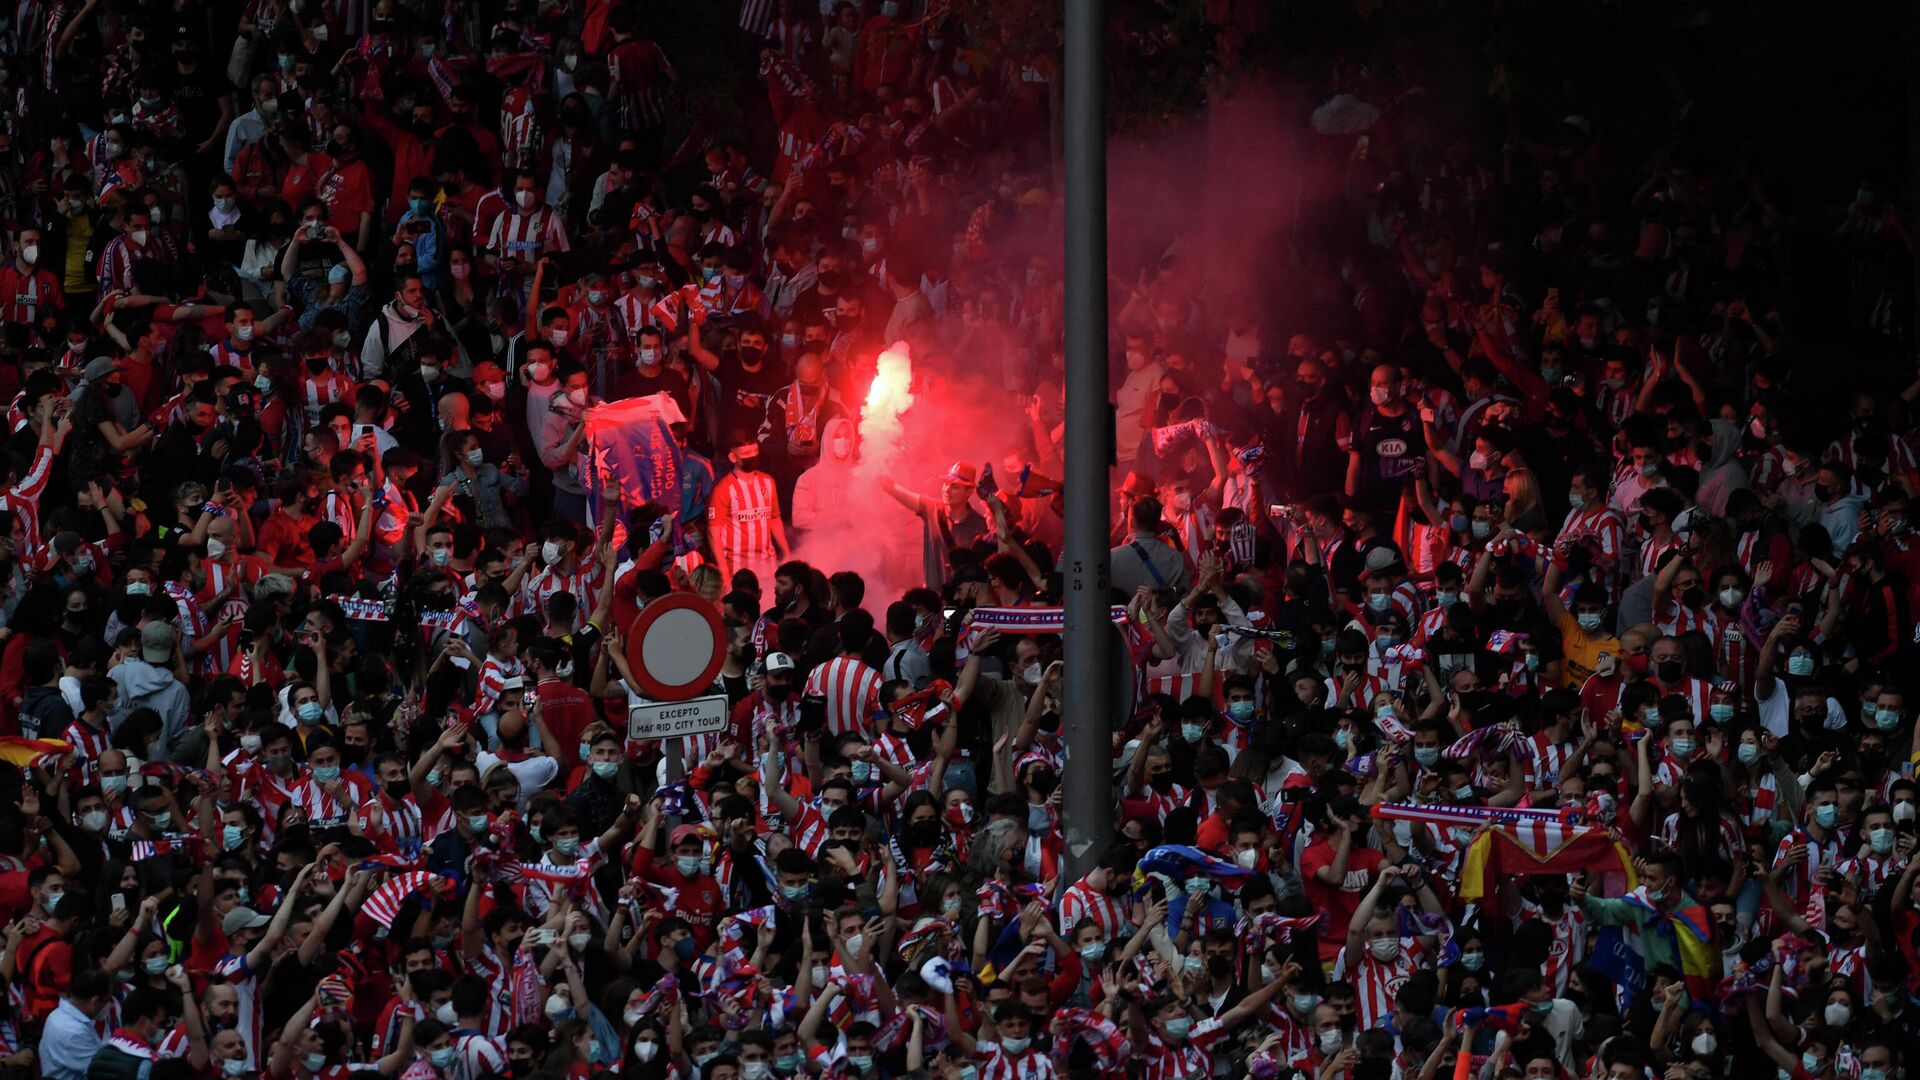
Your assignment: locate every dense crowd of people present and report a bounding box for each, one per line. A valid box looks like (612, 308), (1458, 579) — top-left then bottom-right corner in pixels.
(0, 2), (1918, 1080)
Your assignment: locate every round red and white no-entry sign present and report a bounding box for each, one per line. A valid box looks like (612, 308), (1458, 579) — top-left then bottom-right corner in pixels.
(623, 594), (727, 701)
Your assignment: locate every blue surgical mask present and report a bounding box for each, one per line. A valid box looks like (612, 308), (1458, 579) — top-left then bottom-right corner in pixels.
(781, 883), (810, 901)
(297, 701), (325, 723)
(410, 197), (432, 215)
(1000, 1036), (1030, 1055)
(554, 836), (581, 857)
(1181, 722), (1206, 743)
(1876, 707), (1902, 730)
(591, 759), (619, 779)
(430, 1047), (456, 1069)
(676, 855), (704, 876)
(850, 761), (871, 784)
(1226, 700), (1255, 722)
(1333, 728), (1350, 749)
(1436, 590), (1459, 607)
(144, 955), (170, 974)
(1709, 703), (1735, 723)
(466, 813), (490, 832)
(313, 764), (341, 783)
(846, 1055), (873, 1074)
(1459, 951), (1484, 971)
(1814, 803), (1838, 829)
(1787, 654), (1816, 677)
(1163, 1017), (1192, 1041)
(1737, 743), (1760, 765)
(1669, 738), (1694, 758)
(1870, 827), (1895, 855)
(1367, 593), (1391, 612)
(1413, 747), (1440, 767)
(1079, 941), (1107, 963)
(673, 935), (698, 961)
(223, 824), (247, 851)
(1470, 520), (1493, 540)
(302, 1053), (328, 1073)
(1576, 612), (1604, 631)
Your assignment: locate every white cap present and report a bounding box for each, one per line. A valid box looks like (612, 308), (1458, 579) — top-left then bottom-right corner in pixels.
(765, 652), (796, 674)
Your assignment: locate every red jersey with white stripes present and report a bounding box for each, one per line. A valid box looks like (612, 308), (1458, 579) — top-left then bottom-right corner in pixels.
(0, 445), (55, 559)
(1132, 1020), (1229, 1080)
(709, 469), (781, 567)
(0, 265), (61, 324)
(1058, 878), (1132, 939)
(802, 655), (882, 739)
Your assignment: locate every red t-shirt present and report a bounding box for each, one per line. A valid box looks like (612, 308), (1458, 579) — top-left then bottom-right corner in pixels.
(281, 152), (337, 211)
(535, 678), (596, 769)
(1300, 838), (1385, 962)
(317, 160), (376, 227)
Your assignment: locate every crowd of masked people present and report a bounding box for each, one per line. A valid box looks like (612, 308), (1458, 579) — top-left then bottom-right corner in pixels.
(1, 1), (1919, 1080)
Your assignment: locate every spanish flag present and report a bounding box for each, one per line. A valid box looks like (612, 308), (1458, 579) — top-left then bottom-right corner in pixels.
(0, 737), (69, 769)
(1456, 819), (1637, 902)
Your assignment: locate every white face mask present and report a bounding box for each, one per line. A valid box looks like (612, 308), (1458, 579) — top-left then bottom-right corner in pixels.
(528, 362), (552, 382)
(1233, 849), (1258, 870)
(235, 325), (254, 343)
(130, 229), (150, 246)
(516, 190), (537, 209)
(1367, 938), (1401, 961)
(206, 537), (228, 559)
(20, 243), (37, 264)
(541, 540), (564, 566)
(1691, 1033), (1717, 1057)
(465, 448), (484, 465)
(634, 1042), (660, 1064)
(549, 329), (570, 348)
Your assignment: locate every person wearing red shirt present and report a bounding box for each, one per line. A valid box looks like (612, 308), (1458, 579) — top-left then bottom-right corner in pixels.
(257, 474), (323, 571)
(315, 122), (377, 250)
(527, 641), (595, 774)
(629, 816), (724, 950)
(361, 100), (442, 224)
(0, 227), (63, 325)
(1299, 796), (1386, 965)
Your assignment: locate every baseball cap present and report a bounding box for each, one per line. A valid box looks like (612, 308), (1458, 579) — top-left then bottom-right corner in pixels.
(49, 531), (84, 556)
(139, 621), (175, 663)
(81, 357), (120, 383)
(945, 462), (978, 486)
(764, 652), (796, 674)
(669, 824), (705, 848)
(1363, 546), (1399, 572)
(222, 907), (272, 935)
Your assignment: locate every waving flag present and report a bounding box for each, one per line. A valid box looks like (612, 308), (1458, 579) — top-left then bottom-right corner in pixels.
(1449, 1002), (1530, 1034)
(887, 680), (953, 731)
(582, 393), (686, 521)
(0, 737), (70, 769)
(364, 871), (456, 929)
(1455, 818), (1636, 902)
(1617, 887), (1721, 1006)
(1241, 913), (1321, 943)
(1055, 1009), (1133, 1070)
(1137, 844), (1254, 881)
(1443, 721), (1532, 763)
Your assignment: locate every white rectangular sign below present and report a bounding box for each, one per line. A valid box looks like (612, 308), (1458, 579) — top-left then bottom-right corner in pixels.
(629, 695), (730, 741)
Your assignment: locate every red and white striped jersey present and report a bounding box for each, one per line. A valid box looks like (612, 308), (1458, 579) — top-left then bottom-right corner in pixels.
(709, 470), (781, 561)
(1837, 852), (1899, 895)
(454, 1031), (509, 1079)
(514, 561), (605, 631)
(214, 952), (265, 1069)
(1657, 811), (1744, 864)
(208, 341), (260, 375)
(486, 206), (571, 265)
(321, 490), (360, 545)
(1828, 429), (1918, 476)
(1514, 900), (1586, 996)
(802, 656), (882, 739)
(974, 1042), (1059, 1080)
(1058, 878), (1132, 939)
(1634, 535), (1682, 584)
(286, 770), (374, 830)
(1132, 1020), (1229, 1080)
(1332, 937), (1427, 1031)
(0, 265), (61, 324)
(1560, 503), (1627, 589)
(613, 290), (663, 337)
(301, 370), (355, 423)
(1768, 828), (1841, 908)
(1524, 733), (1579, 790)
(464, 946), (529, 1037)
(1626, 677), (1711, 725)
(356, 790), (425, 855)
(61, 719), (113, 785)
(608, 40), (671, 129)
(473, 655), (525, 716)
(1653, 599), (1722, 640)
(1736, 770), (1779, 838)
(499, 87), (542, 170)
(0, 445), (55, 559)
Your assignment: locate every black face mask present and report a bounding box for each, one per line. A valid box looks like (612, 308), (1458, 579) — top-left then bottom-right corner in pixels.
(838, 311), (862, 329)
(384, 779), (411, 800)
(339, 745), (366, 766)
(765, 681), (793, 701)
(1029, 771), (1059, 797)
(1655, 659), (1685, 683)
(306, 356), (331, 375)
(1680, 586), (1706, 610)
(816, 269), (842, 290)
(737, 344), (765, 365)
(908, 820), (941, 846)
(1149, 773), (1175, 793)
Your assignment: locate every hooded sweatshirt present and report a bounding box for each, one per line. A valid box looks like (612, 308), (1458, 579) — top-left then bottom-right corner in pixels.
(108, 660), (191, 759)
